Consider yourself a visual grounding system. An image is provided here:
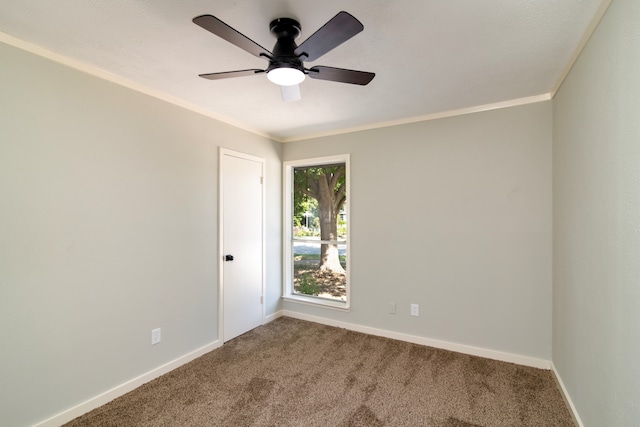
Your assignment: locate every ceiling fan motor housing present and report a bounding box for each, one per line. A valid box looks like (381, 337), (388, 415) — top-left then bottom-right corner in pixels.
(267, 18), (305, 73)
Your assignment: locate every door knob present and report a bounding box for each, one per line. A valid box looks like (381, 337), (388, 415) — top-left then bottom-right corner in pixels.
(225, 254), (234, 261)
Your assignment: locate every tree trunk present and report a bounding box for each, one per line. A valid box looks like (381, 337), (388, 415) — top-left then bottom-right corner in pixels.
(317, 173), (345, 274)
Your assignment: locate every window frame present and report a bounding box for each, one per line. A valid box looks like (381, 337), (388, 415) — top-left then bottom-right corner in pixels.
(282, 154), (351, 310)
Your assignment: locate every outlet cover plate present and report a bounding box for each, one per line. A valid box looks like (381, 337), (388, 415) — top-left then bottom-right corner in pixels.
(411, 304), (419, 316)
(151, 328), (161, 345)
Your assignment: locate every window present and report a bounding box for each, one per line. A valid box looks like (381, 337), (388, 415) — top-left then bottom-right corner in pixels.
(283, 154), (350, 309)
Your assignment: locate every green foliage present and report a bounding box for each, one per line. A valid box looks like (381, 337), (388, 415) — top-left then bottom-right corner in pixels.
(293, 164), (346, 196)
(294, 226), (320, 237)
(293, 196), (318, 227)
(337, 216), (347, 239)
(296, 274), (321, 296)
(292, 163), (346, 236)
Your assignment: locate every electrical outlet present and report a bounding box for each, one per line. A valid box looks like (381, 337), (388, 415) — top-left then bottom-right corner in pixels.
(411, 304), (419, 317)
(389, 302), (396, 314)
(151, 328), (161, 345)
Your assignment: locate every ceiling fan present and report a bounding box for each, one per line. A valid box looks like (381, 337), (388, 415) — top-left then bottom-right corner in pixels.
(192, 11), (375, 101)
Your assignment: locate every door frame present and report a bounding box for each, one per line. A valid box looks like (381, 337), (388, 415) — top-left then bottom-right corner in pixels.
(218, 147), (266, 342)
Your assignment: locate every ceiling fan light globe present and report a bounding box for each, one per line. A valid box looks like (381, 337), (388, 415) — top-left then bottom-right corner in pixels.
(267, 67), (305, 86)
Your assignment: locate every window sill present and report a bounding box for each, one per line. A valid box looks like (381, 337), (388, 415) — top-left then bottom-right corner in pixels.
(282, 294), (350, 311)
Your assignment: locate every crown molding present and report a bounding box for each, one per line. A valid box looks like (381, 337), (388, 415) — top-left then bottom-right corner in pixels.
(279, 93), (552, 143)
(0, 31), (274, 141)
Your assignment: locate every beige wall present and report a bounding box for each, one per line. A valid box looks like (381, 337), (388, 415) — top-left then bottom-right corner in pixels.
(0, 42), (282, 427)
(283, 101), (553, 361)
(552, 0), (640, 425)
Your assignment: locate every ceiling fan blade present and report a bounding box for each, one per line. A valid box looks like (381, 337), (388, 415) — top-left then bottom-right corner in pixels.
(294, 11), (363, 62)
(280, 84), (301, 102)
(307, 66), (375, 85)
(193, 15), (272, 59)
(199, 69), (266, 80)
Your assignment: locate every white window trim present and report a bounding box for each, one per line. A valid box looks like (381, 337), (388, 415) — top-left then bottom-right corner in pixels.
(283, 154), (350, 310)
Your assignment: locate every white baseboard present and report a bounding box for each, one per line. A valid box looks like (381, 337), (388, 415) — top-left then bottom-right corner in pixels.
(551, 362), (584, 427)
(34, 340), (222, 427)
(33, 312), (555, 426)
(264, 310), (283, 324)
(281, 310), (551, 369)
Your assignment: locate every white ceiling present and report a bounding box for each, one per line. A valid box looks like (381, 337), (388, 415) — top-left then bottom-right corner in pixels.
(0, 1), (608, 142)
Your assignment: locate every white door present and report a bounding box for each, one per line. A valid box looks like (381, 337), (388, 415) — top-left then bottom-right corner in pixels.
(220, 149), (264, 342)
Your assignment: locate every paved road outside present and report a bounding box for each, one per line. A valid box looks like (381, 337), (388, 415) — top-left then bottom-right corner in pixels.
(293, 241), (346, 256)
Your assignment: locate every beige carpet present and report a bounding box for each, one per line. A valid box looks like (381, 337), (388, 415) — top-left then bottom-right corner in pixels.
(65, 317), (574, 426)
